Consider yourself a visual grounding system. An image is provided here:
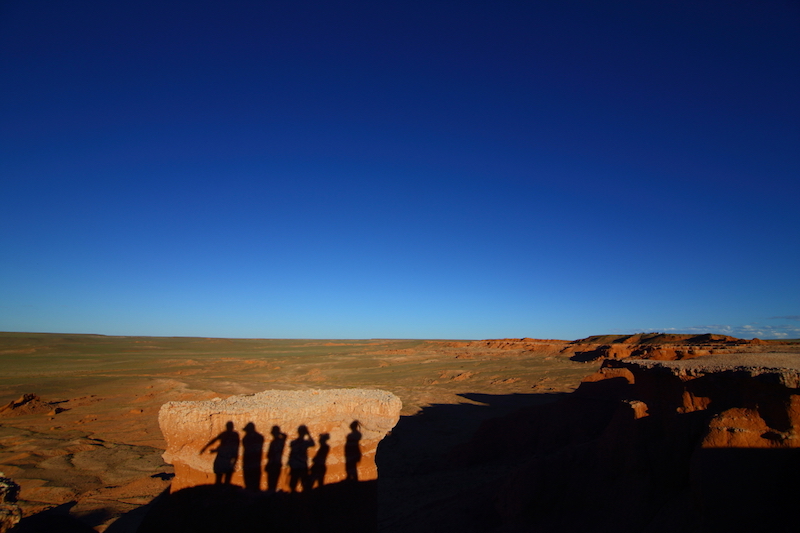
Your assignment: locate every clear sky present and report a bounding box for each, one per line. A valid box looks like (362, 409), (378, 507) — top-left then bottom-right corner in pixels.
(1, 0), (798, 340)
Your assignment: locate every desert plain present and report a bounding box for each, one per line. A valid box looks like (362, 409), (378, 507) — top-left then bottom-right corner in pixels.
(0, 332), (798, 532)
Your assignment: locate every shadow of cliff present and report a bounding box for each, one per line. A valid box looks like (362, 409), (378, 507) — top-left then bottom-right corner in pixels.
(378, 392), (568, 483)
(391, 374), (799, 533)
(569, 349), (604, 362)
(376, 392), (569, 533)
(10, 501), (98, 533)
(135, 480), (376, 533)
(374, 375), (800, 533)
(683, 446), (800, 533)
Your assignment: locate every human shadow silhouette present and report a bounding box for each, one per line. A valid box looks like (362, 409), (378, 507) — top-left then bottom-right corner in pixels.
(345, 420), (362, 481)
(265, 425), (287, 493)
(241, 422), (264, 491)
(309, 432), (330, 489)
(200, 421), (239, 485)
(288, 424), (315, 492)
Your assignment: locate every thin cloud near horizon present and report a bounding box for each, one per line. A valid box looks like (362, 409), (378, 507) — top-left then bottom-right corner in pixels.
(655, 323), (800, 339)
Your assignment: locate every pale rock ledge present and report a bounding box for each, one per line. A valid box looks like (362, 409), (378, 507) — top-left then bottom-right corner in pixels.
(159, 388), (401, 492)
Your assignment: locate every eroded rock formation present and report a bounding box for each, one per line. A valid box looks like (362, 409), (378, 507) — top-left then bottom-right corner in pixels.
(453, 353), (800, 533)
(563, 333), (768, 362)
(439, 334), (775, 363)
(0, 476), (20, 533)
(0, 394), (66, 417)
(159, 388), (401, 492)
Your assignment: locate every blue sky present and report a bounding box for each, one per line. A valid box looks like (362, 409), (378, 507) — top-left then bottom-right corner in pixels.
(1, 0), (798, 339)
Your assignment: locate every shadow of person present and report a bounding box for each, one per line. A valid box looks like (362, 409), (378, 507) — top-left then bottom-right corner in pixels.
(241, 422), (264, 491)
(200, 421), (240, 485)
(288, 424), (315, 492)
(265, 425), (287, 493)
(345, 420), (362, 482)
(310, 433), (330, 489)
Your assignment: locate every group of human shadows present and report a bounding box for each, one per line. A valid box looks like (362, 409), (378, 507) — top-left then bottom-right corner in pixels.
(200, 420), (363, 493)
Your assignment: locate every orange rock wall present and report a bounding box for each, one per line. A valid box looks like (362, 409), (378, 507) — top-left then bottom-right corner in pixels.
(159, 389), (401, 492)
(583, 356), (800, 449)
(564, 343), (734, 361)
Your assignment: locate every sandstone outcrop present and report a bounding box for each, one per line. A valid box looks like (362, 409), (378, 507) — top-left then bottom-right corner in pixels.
(468, 338), (568, 350)
(0, 394), (66, 417)
(453, 353), (800, 533)
(566, 343), (728, 361)
(563, 333), (768, 362)
(426, 334), (779, 364)
(0, 476), (20, 533)
(432, 338), (571, 359)
(159, 388), (401, 492)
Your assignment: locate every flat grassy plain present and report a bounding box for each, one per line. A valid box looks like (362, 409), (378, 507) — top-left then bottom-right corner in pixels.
(0, 332), (597, 531)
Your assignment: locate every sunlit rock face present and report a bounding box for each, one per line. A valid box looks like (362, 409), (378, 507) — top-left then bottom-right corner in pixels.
(159, 389), (401, 492)
(561, 333), (769, 362)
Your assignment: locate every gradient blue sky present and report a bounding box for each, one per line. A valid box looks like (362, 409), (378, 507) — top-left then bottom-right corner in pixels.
(2, 0), (798, 340)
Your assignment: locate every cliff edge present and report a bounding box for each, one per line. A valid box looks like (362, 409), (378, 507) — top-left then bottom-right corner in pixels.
(454, 353), (800, 532)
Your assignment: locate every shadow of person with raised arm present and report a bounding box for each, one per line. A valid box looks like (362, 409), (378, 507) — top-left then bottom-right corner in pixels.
(288, 424), (315, 492)
(265, 425), (287, 493)
(200, 421), (240, 485)
(345, 420), (362, 482)
(241, 422), (264, 491)
(309, 433), (330, 489)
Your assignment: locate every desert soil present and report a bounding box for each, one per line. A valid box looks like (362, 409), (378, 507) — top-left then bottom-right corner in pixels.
(2, 333), (793, 531)
(0, 333), (592, 531)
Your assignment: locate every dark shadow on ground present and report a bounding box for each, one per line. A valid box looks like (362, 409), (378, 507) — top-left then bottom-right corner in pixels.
(568, 349), (604, 362)
(10, 501), (98, 533)
(685, 447), (800, 533)
(136, 480), (376, 533)
(378, 385), (800, 533)
(376, 392), (568, 533)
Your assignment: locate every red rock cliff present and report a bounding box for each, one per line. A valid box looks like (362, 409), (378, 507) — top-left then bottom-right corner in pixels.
(453, 353), (800, 533)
